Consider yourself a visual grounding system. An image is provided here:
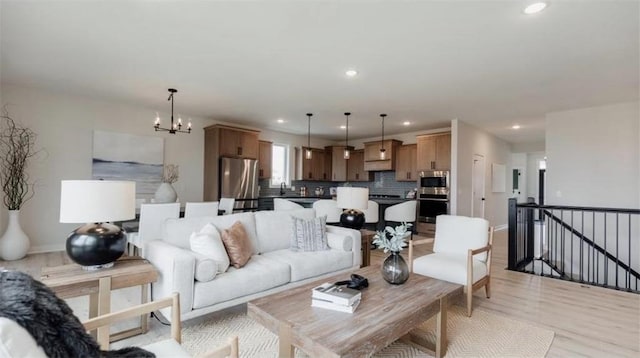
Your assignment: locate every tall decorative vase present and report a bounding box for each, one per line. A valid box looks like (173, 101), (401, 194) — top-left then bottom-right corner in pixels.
(154, 182), (177, 203)
(0, 210), (30, 261)
(381, 251), (409, 285)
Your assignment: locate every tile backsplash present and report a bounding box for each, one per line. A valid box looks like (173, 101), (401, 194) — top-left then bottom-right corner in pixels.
(260, 171), (417, 198)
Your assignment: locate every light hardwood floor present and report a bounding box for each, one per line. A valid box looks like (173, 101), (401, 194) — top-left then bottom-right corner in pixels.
(1, 230), (638, 357)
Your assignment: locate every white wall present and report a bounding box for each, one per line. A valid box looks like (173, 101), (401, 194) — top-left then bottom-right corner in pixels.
(452, 119), (511, 227)
(545, 101), (639, 208)
(1, 84), (215, 253)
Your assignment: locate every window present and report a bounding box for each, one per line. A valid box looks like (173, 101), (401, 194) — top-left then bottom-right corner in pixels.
(270, 143), (290, 187)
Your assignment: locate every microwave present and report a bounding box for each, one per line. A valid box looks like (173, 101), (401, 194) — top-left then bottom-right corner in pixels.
(418, 170), (449, 189)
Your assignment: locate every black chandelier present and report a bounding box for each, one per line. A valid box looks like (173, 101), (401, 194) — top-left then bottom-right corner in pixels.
(154, 88), (191, 134)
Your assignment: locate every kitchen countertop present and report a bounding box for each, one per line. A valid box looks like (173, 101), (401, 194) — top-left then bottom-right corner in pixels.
(260, 195), (414, 205)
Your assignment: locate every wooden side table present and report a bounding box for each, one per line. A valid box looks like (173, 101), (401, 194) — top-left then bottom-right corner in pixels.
(40, 256), (158, 349)
(360, 229), (376, 267)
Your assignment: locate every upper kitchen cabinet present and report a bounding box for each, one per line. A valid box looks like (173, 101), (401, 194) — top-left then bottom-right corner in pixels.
(416, 132), (451, 170)
(363, 139), (402, 171)
(215, 125), (260, 159)
(258, 140), (272, 179)
(302, 147), (328, 181)
(347, 149), (373, 182)
(204, 124), (261, 200)
(395, 144), (417, 182)
(327, 145), (353, 182)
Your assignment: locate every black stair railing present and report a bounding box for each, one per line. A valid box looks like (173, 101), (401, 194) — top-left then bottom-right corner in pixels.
(508, 198), (640, 293)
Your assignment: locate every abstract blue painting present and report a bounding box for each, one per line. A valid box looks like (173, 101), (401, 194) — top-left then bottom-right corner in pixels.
(92, 130), (164, 197)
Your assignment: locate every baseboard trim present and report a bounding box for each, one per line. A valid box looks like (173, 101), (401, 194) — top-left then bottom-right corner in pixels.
(494, 224), (507, 231)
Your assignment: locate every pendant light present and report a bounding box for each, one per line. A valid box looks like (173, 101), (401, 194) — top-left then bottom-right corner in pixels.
(343, 112), (351, 159)
(305, 113), (313, 160)
(153, 88), (191, 134)
(379, 113), (387, 160)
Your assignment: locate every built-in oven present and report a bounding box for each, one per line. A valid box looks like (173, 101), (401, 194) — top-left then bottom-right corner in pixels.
(418, 192), (449, 223)
(417, 170), (450, 223)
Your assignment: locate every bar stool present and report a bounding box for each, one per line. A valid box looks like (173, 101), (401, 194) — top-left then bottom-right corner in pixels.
(184, 201), (219, 218)
(384, 201), (417, 235)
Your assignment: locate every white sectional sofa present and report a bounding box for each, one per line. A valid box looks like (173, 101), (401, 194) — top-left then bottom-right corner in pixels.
(145, 208), (361, 321)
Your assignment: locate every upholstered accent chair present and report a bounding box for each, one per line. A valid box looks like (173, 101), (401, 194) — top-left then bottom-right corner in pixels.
(84, 293), (239, 357)
(408, 215), (494, 317)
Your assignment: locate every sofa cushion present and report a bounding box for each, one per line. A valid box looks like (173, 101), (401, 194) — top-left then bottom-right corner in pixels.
(412, 252), (487, 286)
(209, 212), (259, 254)
(327, 232), (353, 251)
(254, 209), (316, 253)
(262, 249), (353, 282)
(292, 216), (329, 252)
(190, 225), (230, 273)
(162, 216), (217, 249)
(191, 252), (217, 282)
(192, 255), (290, 309)
(221, 221), (254, 269)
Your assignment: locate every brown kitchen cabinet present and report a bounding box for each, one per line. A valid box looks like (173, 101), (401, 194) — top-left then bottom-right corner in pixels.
(363, 139), (402, 171)
(217, 125), (259, 159)
(302, 147), (328, 181)
(204, 124), (261, 200)
(327, 145), (353, 182)
(258, 140), (272, 179)
(346, 149), (373, 182)
(416, 132), (451, 170)
(395, 144), (417, 182)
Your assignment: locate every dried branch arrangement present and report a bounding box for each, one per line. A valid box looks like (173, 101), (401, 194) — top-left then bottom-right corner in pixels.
(162, 164), (179, 184)
(0, 109), (38, 210)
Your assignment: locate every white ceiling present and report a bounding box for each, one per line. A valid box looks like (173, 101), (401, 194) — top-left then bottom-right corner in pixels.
(1, 1), (638, 143)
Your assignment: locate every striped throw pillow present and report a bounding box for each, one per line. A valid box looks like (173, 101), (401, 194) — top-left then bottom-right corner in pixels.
(291, 216), (329, 252)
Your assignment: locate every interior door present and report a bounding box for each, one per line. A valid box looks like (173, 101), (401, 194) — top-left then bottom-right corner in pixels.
(471, 154), (485, 218)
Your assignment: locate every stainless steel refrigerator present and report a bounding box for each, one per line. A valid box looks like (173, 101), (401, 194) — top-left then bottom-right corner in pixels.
(219, 157), (259, 212)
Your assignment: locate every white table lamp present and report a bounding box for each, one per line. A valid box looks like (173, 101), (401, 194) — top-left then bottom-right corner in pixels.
(60, 180), (135, 270)
(336, 187), (369, 229)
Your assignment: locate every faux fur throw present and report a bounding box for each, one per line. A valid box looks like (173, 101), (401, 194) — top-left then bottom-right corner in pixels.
(0, 270), (154, 358)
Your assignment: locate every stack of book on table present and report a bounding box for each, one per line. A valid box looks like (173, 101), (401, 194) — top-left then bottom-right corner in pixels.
(311, 283), (361, 313)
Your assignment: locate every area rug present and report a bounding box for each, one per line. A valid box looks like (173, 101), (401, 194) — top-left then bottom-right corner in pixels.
(182, 305), (554, 357)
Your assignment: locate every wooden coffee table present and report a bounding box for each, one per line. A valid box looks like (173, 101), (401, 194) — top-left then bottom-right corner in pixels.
(248, 265), (463, 357)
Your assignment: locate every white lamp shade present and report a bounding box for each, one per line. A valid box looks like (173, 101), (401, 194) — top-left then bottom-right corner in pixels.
(60, 180), (136, 223)
(336, 187), (369, 210)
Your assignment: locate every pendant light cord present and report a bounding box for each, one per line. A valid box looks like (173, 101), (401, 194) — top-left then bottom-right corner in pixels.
(380, 113), (387, 151)
(306, 113), (312, 149)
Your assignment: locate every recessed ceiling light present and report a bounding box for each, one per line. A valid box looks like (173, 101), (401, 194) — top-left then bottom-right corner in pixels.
(340, 125), (346, 129)
(345, 69), (358, 77)
(403, 121), (411, 126)
(512, 125), (521, 130)
(524, 2), (547, 15)
(276, 118), (285, 123)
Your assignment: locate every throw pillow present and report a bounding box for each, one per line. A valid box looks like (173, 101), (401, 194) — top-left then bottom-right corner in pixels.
(221, 221), (254, 268)
(191, 251), (218, 282)
(291, 216), (329, 252)
(189, 224), (230, 273)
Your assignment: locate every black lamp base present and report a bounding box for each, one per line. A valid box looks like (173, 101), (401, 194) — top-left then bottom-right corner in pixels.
(340, 209), (365, 230)
(66, 223), (126, 270)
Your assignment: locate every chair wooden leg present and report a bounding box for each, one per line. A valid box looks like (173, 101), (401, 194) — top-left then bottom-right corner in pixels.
(466, 286), (473, 317)
(485, 278), (491, 298)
